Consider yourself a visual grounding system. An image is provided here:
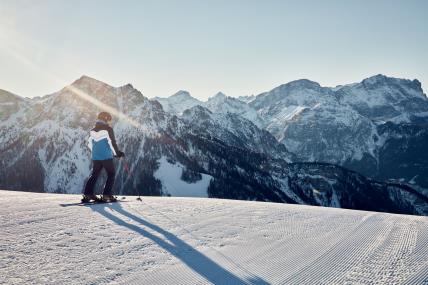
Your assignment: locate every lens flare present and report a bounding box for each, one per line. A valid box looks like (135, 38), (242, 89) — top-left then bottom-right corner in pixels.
(0, 34), (153, 133)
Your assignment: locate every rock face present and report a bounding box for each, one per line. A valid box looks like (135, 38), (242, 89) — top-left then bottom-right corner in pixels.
(1, 75), (427, 215)
(248, 79), (379, 164)
(335, 75), (428, 123)
(246, 75), (428, 190)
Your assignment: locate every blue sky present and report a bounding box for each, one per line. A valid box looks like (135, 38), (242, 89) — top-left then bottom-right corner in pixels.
(0, 0), (427, 100)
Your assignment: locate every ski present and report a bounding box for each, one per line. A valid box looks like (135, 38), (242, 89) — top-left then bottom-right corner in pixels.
(60, 197), (127, 207)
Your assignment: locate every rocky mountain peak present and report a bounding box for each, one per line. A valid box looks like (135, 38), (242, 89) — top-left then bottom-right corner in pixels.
(237, 94), (256, 103)
(214, 91), (227, 98)
(360, 74), (423, 93)
(170, 90), (192, 99)
(122, 83), (134, 89)
(282, 79), (322, 91)
(71, 75), (111, 88)
(0, 89), (22, 102)
(260, 79), (324, 100)
(208, 92), (227, 101)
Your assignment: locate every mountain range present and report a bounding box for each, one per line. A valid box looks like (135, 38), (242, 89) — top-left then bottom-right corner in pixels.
(1, 74), (427, 215)
(156, 74), (428, 192)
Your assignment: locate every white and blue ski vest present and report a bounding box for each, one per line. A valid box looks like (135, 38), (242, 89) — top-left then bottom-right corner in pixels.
(87, 121), (118, 160)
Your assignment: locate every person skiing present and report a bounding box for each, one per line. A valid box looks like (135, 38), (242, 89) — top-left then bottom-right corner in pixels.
(82, 111), (125, 203)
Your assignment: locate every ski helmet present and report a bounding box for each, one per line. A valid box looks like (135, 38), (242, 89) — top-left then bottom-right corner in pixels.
(97, 111), (112, 122)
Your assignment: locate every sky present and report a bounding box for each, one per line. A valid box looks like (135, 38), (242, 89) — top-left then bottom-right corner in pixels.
(0, 0), (427, 100)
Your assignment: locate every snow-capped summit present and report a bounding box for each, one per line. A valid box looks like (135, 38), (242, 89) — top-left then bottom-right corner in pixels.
(154, 90), (265, 126)
(153, 90), (202, 115)
(122, 83), (134, 89)
(237, 94), (256, 103)
(170, 90), (193, 99)
(285, 78), (322, 89)
(202, 92), (264, 127)
(205, 92), (231, 109)
(244, 74), (428, 190)
(335, 74), (428, 123)
(250, 79), (330, 112)
(269, 79), (323, 96)
(71, 75), (113, 90)
(68, 76), (144, 104)
(358, 73), (422, 89)
(361, 73), (388, 84)
(209, 91), (227, 100)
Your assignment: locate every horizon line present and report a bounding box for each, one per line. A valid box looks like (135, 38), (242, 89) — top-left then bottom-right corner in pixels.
(1, 73), (425, 101)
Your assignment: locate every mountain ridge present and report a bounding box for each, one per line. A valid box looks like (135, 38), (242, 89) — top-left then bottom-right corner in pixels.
(3, 73), (422, 103)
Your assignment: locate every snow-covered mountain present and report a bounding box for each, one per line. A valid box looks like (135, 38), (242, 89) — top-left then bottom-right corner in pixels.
(1, 75), (427, 215)
(180, 105), (292, 160)
(244, 75), (428, 190)
(3, 190), (428, 284)
(153, 90), (202, 115)
(248, 78), (382, 166)
(152, 74), (428, 196)
(203, 92), (265, 127)
(335, 74), (428, 123)
(237, 94), (256, 103)
(154, 91), (264, 127)
(154, 75), (428, 191)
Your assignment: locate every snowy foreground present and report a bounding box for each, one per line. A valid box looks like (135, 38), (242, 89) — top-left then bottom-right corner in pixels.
(1, 190), (428, 285)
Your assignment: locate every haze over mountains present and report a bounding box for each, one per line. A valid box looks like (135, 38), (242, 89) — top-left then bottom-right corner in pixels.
(1, 74), (427, 215)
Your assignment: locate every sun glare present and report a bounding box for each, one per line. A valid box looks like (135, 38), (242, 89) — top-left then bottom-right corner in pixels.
(0, 29), (155, 134)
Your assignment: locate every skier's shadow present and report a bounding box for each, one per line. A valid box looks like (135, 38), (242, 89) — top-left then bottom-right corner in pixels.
(91, 202), (269, 285)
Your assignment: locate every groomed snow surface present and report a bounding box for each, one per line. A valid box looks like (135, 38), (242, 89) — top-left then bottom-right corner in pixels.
(1, 190), (428, 285)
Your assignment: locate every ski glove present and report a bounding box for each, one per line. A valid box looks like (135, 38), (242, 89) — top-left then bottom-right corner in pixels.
(116, 150), (125, 158)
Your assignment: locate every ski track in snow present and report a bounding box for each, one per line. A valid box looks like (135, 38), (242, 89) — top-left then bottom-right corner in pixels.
(1, 190), (428, 285)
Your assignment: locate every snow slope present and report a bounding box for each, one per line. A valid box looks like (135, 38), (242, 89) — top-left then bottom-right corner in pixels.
(153, 156), (212, 197)
(2, 190), (428, 285)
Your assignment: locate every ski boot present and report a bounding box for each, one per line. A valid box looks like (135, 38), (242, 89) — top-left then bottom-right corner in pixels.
(81, 194), (101, 203)
(101, 195), (117, 203)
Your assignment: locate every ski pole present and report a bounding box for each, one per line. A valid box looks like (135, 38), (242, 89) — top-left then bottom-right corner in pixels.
(123, 160), (142, 201)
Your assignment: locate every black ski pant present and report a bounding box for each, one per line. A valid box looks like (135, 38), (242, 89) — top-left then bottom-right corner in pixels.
(83, 159), (115, 196)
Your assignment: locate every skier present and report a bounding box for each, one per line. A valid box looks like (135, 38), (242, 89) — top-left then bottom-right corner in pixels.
(82, 111), (125, 203)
